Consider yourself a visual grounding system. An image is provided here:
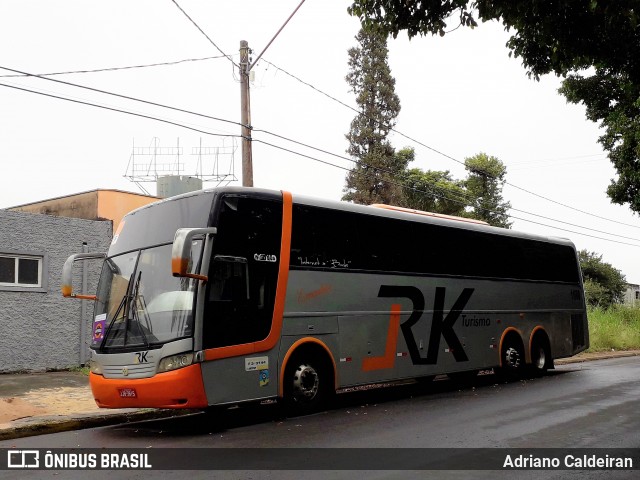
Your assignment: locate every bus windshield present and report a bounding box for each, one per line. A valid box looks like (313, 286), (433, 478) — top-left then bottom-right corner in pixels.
(93, 243), (200, 350)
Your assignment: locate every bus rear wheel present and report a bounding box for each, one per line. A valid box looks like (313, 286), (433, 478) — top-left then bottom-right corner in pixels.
(283, 352), (333, 416)
(496, 336), (524, 382)
(529, 337), (552, 377)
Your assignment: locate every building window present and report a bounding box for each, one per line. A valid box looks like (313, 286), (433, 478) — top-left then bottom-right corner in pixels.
(0, 254), (43, 288)
(636, 291), (639, 300)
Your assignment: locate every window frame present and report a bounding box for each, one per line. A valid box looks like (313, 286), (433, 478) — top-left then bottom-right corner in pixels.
(0, 250), (48, 292)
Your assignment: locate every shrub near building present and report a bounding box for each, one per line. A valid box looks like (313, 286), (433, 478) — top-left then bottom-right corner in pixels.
(578, 250), (626, 309)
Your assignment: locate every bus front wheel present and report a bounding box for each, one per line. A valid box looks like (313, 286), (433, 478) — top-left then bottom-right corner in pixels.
(283, 351), (333, 415)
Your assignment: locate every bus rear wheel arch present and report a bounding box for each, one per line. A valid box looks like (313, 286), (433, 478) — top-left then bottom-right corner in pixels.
(281, 343), (335, 415)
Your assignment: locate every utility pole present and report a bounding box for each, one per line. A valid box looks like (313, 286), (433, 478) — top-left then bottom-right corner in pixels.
(238, 1), (306, 188)
(240, 40), (253, 187)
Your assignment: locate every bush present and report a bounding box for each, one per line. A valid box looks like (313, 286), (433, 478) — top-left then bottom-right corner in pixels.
(579, 250), (626, 309)
(587, 305), (640, 352)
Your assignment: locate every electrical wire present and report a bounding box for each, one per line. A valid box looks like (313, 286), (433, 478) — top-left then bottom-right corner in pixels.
(259, 58), (640, 231)
(2, 64), (637, 243)
(253, 137), (640, 247)
(0, 81), (241, 139)
(0, 56), (227, 78)
(170, 0), (238, 68)
(253, 129), (640, 243)
(0, 65), (244, 129)
(3, 63), (635, 244)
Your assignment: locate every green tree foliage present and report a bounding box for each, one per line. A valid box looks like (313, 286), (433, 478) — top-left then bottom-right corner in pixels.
(348, 0), (640, 214)
(463, 153), (511, 228)
(343, 25), (404, 205)
(401, 166), (467, 216)
(559, 73), (640, 213)
(578, 250), (627, 309)
(398, 152), (512, 227)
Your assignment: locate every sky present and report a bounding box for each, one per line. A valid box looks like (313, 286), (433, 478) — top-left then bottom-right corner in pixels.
(1, 1), (639, 283)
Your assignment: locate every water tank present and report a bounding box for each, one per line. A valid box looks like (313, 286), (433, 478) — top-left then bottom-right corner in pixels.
(156, 175), (203, 198)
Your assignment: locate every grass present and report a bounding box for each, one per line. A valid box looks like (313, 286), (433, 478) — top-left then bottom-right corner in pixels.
(587, 305), (640, 352)
(67, 365), (90, 376)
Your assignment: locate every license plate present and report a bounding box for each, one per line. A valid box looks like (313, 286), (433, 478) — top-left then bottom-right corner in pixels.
(118, 388), (137, 398)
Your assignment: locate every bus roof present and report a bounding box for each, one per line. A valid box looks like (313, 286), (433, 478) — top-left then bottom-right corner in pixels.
(121, 186), (575, 250)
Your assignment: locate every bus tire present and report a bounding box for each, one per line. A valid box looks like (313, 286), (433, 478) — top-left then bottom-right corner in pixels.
(529, 335), (552, 377)
(283, 349), (334, 416)
(496, 335), (525, 382)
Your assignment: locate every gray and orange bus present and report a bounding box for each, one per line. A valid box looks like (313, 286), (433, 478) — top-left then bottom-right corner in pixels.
(62, 187), (588, 413)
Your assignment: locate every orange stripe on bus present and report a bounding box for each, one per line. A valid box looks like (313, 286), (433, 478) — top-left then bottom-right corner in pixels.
(362, 304), (401, 372)
(278, 337), (338, 398)
(204, 190), (293, 361)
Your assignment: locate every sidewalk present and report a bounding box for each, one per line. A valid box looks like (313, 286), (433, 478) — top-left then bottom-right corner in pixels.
(0, 350), (638, 441)
(0, 371), (180, 441)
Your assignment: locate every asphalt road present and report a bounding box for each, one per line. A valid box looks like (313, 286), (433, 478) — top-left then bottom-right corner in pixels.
(2, 356), (639, 479)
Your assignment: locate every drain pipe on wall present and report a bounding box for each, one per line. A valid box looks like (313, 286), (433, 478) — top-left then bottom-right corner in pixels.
(79, 241), (89, 365)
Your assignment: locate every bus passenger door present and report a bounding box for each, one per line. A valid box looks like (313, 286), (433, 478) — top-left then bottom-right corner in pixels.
(200, 195), (283, 405)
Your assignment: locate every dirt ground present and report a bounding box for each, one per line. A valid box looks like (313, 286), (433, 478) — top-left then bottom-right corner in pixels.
(0, 387), (98, 425)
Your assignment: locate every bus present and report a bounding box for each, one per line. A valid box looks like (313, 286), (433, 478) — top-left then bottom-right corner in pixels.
(62, 187), (588, 413)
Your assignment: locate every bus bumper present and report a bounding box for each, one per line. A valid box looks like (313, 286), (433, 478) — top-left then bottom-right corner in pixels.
(90, 364), (208, 409)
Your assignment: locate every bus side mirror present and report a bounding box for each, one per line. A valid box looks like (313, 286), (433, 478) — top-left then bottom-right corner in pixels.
(172, 227), (217, 281)
(61, 252), (107, 300)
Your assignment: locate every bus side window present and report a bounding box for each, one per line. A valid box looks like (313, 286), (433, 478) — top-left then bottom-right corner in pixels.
(209, 256), (249, 303)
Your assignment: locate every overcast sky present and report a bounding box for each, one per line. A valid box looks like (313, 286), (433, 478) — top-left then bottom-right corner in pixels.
(1, 1), (639, 283)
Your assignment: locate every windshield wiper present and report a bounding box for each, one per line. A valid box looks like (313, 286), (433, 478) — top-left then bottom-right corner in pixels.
(125, 271), (149, 348)
(101, 270), (149, 350)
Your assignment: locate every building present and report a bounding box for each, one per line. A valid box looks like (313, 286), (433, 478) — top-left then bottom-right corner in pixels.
(1, 189), (160, 372)
(8, 189), (159, 233)
(0, 210), (112, 372)
(623, 283), (640, 307)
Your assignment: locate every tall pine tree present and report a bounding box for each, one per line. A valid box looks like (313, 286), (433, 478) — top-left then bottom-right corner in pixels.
(343, 25), (406, 205)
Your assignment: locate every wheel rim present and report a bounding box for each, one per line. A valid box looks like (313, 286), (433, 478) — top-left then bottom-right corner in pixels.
(292, 364), (319, 402)
(534, 346), (546, 370)
(504, 346), (521, 369)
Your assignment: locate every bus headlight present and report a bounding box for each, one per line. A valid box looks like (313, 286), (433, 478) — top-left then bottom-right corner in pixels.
(158, 353), (194, 373)
(88, 359), (103, 375)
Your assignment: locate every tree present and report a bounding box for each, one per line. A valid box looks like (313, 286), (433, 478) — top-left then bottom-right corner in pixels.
(463, 153), (511, 228)
(348, 1), (640, 214)
(343, 25), (404, 205)
(578, 250), (627, 309)
(401, 166), (467, 215)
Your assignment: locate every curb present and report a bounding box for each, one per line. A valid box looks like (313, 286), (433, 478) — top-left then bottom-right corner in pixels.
(0, 409), (194, 442)
(555, 350), (640, 365)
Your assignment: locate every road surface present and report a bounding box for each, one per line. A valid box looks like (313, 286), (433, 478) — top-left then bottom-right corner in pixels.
(2, 356), (639, 479)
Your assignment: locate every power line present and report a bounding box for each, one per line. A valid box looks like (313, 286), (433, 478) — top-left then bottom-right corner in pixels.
(170, 0), (238, 68)
(253, 137), (640, 247)
(3, 62), (637, 243)
(260, 58), (640, 231)
(0, 56), (227, 78)
(0, 65), (244, 129)
(0, 81), (241, 139)
(253, 128), (478, 206)
(253, 129), (640, 244)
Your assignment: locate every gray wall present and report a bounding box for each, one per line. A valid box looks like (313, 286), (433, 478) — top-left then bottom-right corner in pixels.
(0, 210), (112, 373)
